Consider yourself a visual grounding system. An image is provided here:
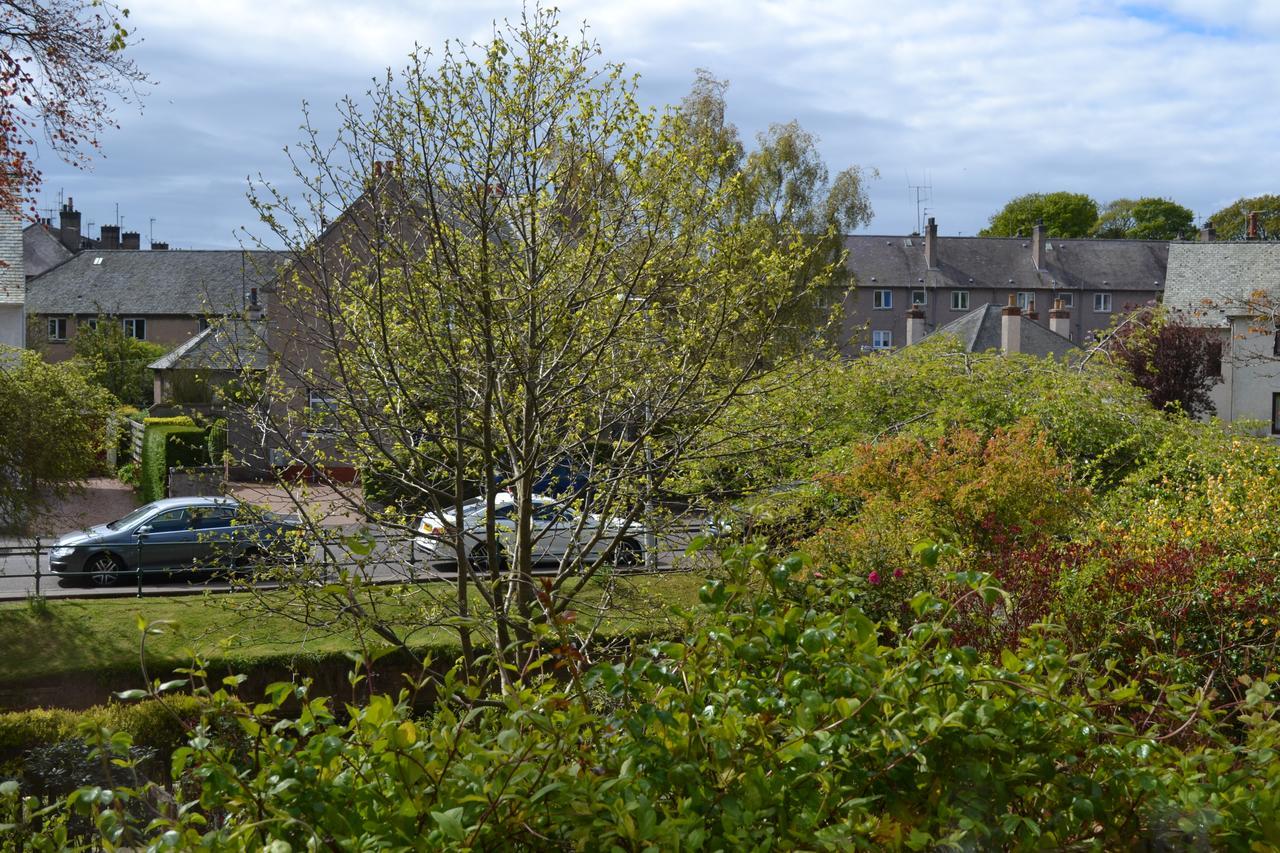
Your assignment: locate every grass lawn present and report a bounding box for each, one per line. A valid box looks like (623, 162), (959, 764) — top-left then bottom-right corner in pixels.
(0, 572), (706, 685)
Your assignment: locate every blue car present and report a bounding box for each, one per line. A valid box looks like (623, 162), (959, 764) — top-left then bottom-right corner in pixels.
(48, 496), (301, 586)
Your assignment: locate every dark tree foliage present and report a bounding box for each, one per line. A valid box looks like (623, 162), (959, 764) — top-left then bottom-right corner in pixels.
(1091, 197), (1195, 240)
(1107, 308), (1217, 418)
(1207, 194), (1280, 241)
(978, 191), (1098, 238)
(0, 0), (146, 211)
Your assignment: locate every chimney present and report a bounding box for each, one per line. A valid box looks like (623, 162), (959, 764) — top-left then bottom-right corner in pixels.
(924, 216), (938, 269)
(121, 231), (140, 250)
(1031, 219), (1046, 269)
(58, 199), (82, 253)
(1248, 211), (1261, 240)
(246, 286), (264, 321)
(1198, 224), (1216, 243)
(100, 225), (120, 250)
(1025, 298), (1038, 322)
(150, 241), (169, 251)
(1001, 294), (1022, 355)
(1050, 298), (1071, 340)
(906, 306), (925, 346)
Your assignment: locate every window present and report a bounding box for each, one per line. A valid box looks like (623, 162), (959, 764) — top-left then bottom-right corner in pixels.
(1093, 293), (1112, 313)
(871, 330), (893, 350)
(910, 290), (927, 307)
(1273, 393), (1280, 436)
(307, 388), (339, 433)
(1273, 330), (1280, 357)
(122, 317), (146, 339)
(1056, 292), (1074, 309)
(191, 506), (236, 530)
(47, 317), (67, 341)
(199, 317), (210, 332)
(1016, 292), (1034, 310)
(145, 509), (189, 533)
(873, 289), (892, 310)
(951, 291), (969, 311)
(81, 317), (98, 332)
(1206, 340), (1223, 378)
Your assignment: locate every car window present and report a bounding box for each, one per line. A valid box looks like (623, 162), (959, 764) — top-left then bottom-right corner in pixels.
(532, 504), (572, 524)
(195, 507), (237, 529)
(146, 509), (188, 533)
(108, 505), (157, 531)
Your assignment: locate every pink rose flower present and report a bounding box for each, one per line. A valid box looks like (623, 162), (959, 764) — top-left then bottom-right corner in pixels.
(868, 570), (881, 585)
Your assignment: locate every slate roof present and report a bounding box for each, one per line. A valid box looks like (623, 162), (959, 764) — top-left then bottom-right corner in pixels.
(1162, 242), (1280, 327)
(844, 235), (1168, 292)
(148, 319), (269, 371)
(922, 303), (1079, 359)
(26, 250), (283, 315)
(22, 224), (72, 279)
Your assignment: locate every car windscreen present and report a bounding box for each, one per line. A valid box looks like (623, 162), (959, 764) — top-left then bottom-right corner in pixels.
(106, 505), (156, 531)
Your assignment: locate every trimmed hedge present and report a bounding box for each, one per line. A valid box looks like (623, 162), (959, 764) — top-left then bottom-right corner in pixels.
(139, 424), (207, 503)
(205, 418), (227, 466)
(141, 415), (195, 427)
(0, 696), (204, 772)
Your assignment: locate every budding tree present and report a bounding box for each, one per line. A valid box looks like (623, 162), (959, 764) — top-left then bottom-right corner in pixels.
(238, 8), (872, 685)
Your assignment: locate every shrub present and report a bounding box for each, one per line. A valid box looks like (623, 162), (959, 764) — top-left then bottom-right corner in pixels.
(139, 424), (207, 503)
(205, 418), (227, 466)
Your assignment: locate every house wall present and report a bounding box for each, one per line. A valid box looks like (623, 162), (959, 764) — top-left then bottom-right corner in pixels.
(1217, 319), (1280, 431)
(843, 284), (1153, 354)
(33, 314), (208, 362)
(0, 212), (24, 349)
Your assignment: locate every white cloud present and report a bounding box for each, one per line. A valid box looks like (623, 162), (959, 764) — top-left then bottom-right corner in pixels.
(36, 0), (1280, 245)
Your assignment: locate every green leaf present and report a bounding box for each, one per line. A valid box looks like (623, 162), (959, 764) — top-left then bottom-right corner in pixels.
(432, 807), (467, 842)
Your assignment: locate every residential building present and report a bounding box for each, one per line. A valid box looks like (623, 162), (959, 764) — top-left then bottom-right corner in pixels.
(0, 211), (24, 350)
(909, 299), (1078, 359)
(26, 247), (281, 361)
(1162, 239), (1280, 429)
(837, 218), (1168, 354)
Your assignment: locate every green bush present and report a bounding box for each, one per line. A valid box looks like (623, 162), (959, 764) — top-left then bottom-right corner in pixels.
(139, 424), (207, 503)
(0, 696), (202, 767)
(141, 415), (195, 427)
(26, 548), (1280, 849)
(205, 418), (227, 466)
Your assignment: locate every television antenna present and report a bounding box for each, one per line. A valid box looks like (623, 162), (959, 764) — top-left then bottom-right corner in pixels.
(907, 172), (932, 235)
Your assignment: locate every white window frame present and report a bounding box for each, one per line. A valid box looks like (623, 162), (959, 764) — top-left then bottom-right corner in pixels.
(122, 317), (147, 339)
(872, 289), (892, 310)
(1056, 292), (1074, 309)
(951, 290), (969, 311)
(1016, 291), (1034, 310)
(1093, 293), (1112, 313)
(871, 330), (893, 350)
(82, 317), (98, 332)
(306, 388), (339, 434)
(47, 317), (67, 341)
(910, 290), (927, 307)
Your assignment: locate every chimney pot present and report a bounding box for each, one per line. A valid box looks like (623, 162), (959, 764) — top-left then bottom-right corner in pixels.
(1001, 299), (1023, 355)
(905, 306), (925, 346)
(58, 200), (82, 253)
(121, 231), (140, 250)
(1248, 211), (1261, 240)
(1049, 298), (1071, 340)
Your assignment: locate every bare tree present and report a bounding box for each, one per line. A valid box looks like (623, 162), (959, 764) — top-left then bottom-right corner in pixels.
(230, 9), (872, 688)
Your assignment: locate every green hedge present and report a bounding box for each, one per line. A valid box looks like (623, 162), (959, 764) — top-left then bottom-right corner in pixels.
(139, 424), (208, 503)
(142, 415), (195, 427)
(0, 696), (204, 770)
(205, 418), (227, 466)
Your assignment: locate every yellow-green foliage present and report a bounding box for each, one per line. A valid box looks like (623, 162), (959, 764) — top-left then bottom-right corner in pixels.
(0, 696), (203, 761)
(141, 415), (195, 426)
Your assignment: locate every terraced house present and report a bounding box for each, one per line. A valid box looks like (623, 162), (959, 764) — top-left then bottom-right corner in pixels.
(837, 217), (1170, 352)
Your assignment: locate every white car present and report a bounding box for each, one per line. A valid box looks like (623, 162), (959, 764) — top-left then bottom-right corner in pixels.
(414, 493), (645, 571)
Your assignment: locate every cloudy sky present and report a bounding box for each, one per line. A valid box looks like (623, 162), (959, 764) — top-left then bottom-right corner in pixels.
(34, 0), (1280, 249)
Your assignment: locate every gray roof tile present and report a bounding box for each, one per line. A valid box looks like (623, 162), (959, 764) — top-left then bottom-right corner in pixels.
(924, 303), (1079, 358)
(26, 249), (283, 315)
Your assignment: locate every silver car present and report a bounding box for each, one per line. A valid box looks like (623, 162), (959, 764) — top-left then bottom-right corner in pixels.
(48, 496), (301, 586)
(414, 493), (645, 571)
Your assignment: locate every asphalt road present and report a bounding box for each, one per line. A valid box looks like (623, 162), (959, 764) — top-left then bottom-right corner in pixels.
(0, 529), (707, 601)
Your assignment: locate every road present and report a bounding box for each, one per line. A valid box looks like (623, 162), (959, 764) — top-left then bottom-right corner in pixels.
(0, 528), (710, 601)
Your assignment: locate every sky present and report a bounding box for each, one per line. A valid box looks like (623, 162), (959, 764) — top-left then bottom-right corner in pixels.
(32, 0), (1280, 249)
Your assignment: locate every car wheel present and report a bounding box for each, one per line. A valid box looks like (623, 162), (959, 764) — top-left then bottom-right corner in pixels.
(85, 553), (123, 587)
(233, 547), (266, 576)
(611, 538), (643, 570)
(468, 542), (505, 574)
